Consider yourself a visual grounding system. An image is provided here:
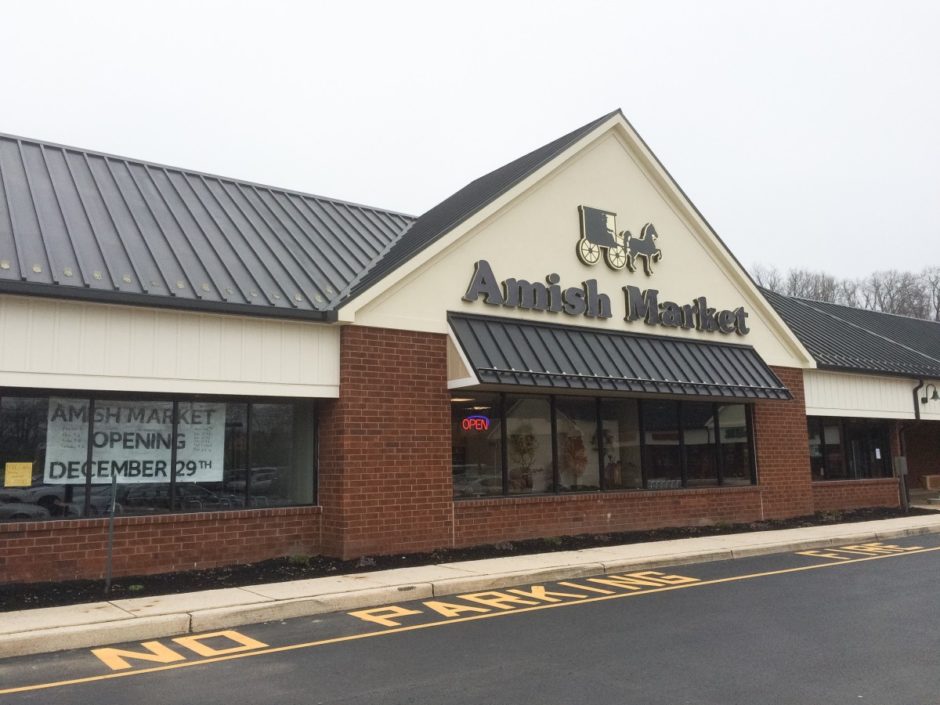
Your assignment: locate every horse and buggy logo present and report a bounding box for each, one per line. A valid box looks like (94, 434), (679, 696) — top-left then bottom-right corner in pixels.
(576, 205), (662, 275)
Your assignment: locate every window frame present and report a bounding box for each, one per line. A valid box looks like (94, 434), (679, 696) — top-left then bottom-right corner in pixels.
(0, 387), (318, 522)
(451, 392), (757, 499)
(807, 416), (893, 482)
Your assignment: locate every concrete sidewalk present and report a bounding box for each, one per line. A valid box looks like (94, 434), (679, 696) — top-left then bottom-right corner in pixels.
(3, 513), (940, 659)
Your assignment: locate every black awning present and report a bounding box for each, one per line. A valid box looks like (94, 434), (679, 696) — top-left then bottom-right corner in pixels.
(448, 313), (791, 401)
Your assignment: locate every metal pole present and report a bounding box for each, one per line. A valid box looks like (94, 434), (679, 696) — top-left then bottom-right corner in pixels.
(105, 471), (116, 595)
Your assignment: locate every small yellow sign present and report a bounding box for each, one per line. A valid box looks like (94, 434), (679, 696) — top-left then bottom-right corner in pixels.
(4, 462), (33, 488)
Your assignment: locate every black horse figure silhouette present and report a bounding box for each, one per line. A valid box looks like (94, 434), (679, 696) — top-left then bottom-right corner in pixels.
(625, 223), (662, 275)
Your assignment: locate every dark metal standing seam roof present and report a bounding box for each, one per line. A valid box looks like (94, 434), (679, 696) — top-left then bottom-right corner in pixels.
(0, 134), (414, 320)
(449, 313), (791, 400)
(762, 288), (940, 378)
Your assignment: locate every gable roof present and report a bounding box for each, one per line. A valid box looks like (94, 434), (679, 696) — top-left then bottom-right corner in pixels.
(335, 110), (622, 305)
(763, 288), (940, 378)
(0, 133), (413, 320)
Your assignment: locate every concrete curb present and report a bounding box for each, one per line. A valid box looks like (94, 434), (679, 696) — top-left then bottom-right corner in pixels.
(3, 515), (940, 659)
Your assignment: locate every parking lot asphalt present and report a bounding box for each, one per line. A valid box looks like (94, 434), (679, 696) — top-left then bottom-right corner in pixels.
(2, 533), (939, 704)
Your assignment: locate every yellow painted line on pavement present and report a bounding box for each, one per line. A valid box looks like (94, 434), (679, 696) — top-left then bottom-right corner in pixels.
(2, 543), (939, 697)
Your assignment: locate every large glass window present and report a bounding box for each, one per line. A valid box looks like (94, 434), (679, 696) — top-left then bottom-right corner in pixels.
(683, 403), (719, 487)
(249, 402), (316, 507)
(718, 404), (753, 485)
(451, 394), (503, 497)
(808, 417), (892, 481)
(600, 399), (642, 490)
(555, 398), (600, 491)
(506, 396), (553, 494)
(643, 401), (682, 490)
(453, 394), (756, 497)
(0, 391), (317, 522)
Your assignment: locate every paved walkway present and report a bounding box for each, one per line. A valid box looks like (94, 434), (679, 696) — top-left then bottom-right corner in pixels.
(3, 512), (940, 659)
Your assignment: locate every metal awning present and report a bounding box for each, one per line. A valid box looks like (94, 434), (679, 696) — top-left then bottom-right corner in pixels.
(449, 313), (791, 400)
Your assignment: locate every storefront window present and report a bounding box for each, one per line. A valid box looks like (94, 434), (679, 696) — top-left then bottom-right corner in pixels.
(823, 422), (846, 479)
(0, 391), (317, 522)
(807, 418), (825, 480)
(0, 396), (81, 520)
(506, 396), (553, 494)
(451, 393), (758, 498)
(718, 404), (753, 485)
(683, 403), (719, 487)
(555, 398), (600, 491)
(451, 395), (503, 497)
(808, 417), (892, 481)
(643, 401), (682, 489)
(249, 402), (315, 507)
(600, 399), (642, 490)
(843, 420), (890, 479)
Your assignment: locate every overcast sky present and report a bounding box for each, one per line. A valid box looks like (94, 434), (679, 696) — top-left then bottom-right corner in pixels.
(2, 0), (937, 278)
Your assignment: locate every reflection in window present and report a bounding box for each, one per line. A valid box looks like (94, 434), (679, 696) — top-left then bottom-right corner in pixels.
(250, 402), (315, 507)
(600, 399), (642, 489)
(643, 401), (682, 489)
(823, 423), (845, 479)
(718, 404), (752, 485)
(0, 397), (72, 521)
(807, 418), (825, 480)
(808, 417), (892, 481)
(451, 393), (758, 497)
(0, 393), (317, 523)
(555, 398), (600, 491)
(506, 396), (553, 494)
(683, 403), (718, 486)
(451, 395), (502, 497)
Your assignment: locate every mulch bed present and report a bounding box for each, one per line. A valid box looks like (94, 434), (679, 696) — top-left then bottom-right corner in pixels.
(1, 506), (931, 612)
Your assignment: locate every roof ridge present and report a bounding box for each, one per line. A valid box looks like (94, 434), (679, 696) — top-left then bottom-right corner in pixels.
(0, 131), (416, 220)
(786, 296), (940, 368)
(788, 292), (940, 327)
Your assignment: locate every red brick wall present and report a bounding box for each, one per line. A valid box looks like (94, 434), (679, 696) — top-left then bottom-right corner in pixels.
(905, 421), (940, 488)
(317, 325), (453, 559)
(454, 487), (762, 546)
(0, 506), (320, 584)
(811, 479), (899, 512)
(753, 367), (815, 518)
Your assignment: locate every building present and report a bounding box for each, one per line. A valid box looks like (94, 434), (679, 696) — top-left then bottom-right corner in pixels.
(0, 110), (937, 584)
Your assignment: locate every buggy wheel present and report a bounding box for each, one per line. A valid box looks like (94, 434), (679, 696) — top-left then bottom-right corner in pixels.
(605, 245), (627, 270)
(577, 239), (600, 265)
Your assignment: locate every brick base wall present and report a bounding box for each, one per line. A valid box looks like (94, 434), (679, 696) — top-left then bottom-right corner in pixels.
(811, 479), (899, 512)
(0, 506), (319, 584)
(454, 487), (762, 546)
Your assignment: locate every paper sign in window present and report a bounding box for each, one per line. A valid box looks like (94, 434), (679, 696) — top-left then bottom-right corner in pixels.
(4, 462), (33, 487)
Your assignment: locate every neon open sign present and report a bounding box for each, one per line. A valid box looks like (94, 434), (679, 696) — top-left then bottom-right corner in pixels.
(462, 415), (490, 431)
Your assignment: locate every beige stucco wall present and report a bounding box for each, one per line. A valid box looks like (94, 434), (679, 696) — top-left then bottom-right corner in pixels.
(0, 294), (340, 397)
(351, 129), (809, 370)
(803, 369), (936, 420)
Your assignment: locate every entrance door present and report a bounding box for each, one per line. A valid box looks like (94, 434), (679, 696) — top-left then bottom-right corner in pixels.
(843, 420), (890, 479)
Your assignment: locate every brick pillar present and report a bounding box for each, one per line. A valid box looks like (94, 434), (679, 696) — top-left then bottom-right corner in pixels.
(317, 325), (453, 559)
(905, 421), (940, 488)
(753, 366), (814, 518)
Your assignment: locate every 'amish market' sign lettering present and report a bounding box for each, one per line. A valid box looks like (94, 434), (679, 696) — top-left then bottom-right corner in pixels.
(463, 260), (750, 336)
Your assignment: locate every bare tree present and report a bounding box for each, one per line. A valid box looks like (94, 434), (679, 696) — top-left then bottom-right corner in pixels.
(751, 263), (939, 322)
(922, 266), (940, 321)
(861, 270), (929, 318)
(752, 264), (783, 291)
